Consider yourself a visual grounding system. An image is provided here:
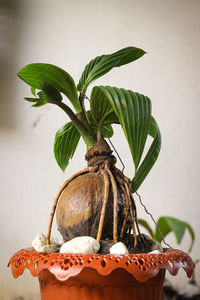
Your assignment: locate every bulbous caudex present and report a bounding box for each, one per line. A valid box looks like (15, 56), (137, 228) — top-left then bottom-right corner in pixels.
(46, 138), (144, 247)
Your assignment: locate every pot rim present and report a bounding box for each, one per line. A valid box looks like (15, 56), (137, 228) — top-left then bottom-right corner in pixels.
(8, 248), (194, 283)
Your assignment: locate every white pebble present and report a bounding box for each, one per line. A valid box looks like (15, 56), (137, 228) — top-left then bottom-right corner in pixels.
(148, 249), (162, 254)
(32, 233), (59, 253)
(109, 242), (129, 255)
(32, 233), (46, 251)
(60, 236), (100, 254)
(39, 244), (58, 253)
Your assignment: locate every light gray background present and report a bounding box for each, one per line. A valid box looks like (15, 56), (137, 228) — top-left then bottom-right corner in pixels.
(1, 0), (200, 299)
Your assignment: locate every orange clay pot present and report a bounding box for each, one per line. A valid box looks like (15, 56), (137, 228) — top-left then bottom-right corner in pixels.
(8, 248), (194, 300)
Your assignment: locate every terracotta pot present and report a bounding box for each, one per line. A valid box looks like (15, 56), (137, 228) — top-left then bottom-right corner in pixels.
(8, 248), (194, 300)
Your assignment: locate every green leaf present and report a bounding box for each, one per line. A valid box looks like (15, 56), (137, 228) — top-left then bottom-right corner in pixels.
(24, 97), (40, 103)
(32, 100), (47, 107)
(132, 116), (161, 192)
(155, 216), (195, 252)
(18, 63), (81, 112)
(31, 86), (36, 96)
(96, 86), (151, 170)
(24, 97), (47, 107)
(54, 122), (81, 172)
(90, 86), (119, 135)
(138, 219), (154, 239)
(87, 111), (114, 138)
(41, 81), (62, 101)
(78, 46), (146, 91)
(37, 91), (44, 99)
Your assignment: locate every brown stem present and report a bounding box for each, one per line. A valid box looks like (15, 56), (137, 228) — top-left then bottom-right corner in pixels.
(105, 164), (118, 243)
(96, 170), (110, 242)
(124, 182), (137, 247)
(46, 166), (97, 245)
(120, 184), (129, 239)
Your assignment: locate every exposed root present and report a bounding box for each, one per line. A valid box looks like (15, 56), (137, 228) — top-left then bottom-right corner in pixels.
(46, 166), (97, 245)
(130, 193), (146, 246)
(105, 163), (118, 243)
(96, 170), (110, 242)
(113, 166), (132, 189)
(46, 149), (144, 250)
(119, 184), (129, 239)
(124, 182), (137, 247)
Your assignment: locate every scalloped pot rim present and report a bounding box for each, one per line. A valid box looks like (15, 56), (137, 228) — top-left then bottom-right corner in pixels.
(8, 248), (194, 283)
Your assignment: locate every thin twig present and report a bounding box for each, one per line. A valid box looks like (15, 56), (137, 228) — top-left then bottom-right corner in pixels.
(84, 94), (90, 101)
(108, 138), (125, 172)
(135, 192), (172, 249)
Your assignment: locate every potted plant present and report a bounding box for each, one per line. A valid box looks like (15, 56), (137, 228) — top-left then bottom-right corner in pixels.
(8, 46), (194, 300)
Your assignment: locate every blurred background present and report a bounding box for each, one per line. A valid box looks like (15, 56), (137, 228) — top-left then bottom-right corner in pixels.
(1, 0), (200, 299)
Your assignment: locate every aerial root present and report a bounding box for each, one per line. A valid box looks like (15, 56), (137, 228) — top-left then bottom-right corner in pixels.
(46, 166), (97, 245)
(105, 163), (118, 243)
(113, 166), (132, 189)
(124, 182), (137, 247)
(119, 184), (129, 239)
(130, 193), (146, 246)
(96, 170), (110, 242)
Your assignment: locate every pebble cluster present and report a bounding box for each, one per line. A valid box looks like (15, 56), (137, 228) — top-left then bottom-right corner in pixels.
(32, 233), (163, 255)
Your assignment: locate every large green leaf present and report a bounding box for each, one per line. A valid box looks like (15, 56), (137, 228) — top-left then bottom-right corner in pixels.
(132, 116), (161, 192)
(96, 86), (151, 170)
(18, 63), (81, 112)
(155, 216), (195, 252)
(87, 111), (114, 138)
(54, 122), (80, 172)
(77, 46), (146, 91)
(90, 86), (119, 131)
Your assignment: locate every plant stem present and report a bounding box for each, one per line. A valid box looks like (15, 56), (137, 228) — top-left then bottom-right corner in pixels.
(78, 91), (95, 134)
(49, 100), (96, 148)
(97, 121), (103, 141)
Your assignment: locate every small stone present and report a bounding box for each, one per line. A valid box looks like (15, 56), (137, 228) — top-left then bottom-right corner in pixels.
(60, 236), (100, 254)
(39, 244), (58, 253)
(109, 242), (129, 255)
(32, 233), (46, 251)
(32, 233), (59, 253)
(148, 249), (162, 254)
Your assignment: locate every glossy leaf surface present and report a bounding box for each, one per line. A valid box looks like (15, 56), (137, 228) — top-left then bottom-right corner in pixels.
(95, 86), (151, 170)
(78, 46), (146, 91)
(90, 86), (119, 129)
(54, 122), (80, 172)
(40, 81), (62, 101)
(155, 216), (195, 252)
(132, 117), (161, 192)
(18, 63), (80, 112)
(87, 111), (114, 138)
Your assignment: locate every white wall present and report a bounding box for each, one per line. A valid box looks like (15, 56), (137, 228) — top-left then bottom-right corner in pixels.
(1, 0), (200, 298)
